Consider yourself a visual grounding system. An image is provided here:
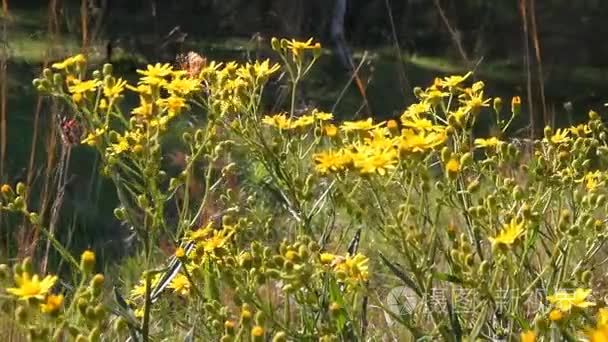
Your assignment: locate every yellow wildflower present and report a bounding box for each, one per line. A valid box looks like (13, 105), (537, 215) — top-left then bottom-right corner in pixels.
(132, 97), (154, 117)
(439, 72), (471, 90)
(445, 158), (460, 177)
(52, 54), (86, 70)
(320, 253), (336, 265)
(578, 171), (603, 192)
(549, 309), (564, 321)
(461, 91), (491, 114)
(401, 117), (441, 132)
(262, 113), (293, 130)
(168, 274), (191, 297)
(401, 102), (431, 119)
(158, 95), (188, 117)
(341, 118), (383, 132)
(323, 123), (338, 137)
(40, 294), (64, 314)
(489, 218), (526, 249)
(130, 273), (162, 300)
(547, 288), (595, 312)
(598, 308), (608, 326)
(165, 76), (200, 96)
(398, 129), (447, 153)
(68, 79), (99, 94)
(313, 150), (351, 174)
(103, 78), (128, 99)
(137, 63), (173, 86)
(520, 330), (536, 342)
(292, 115), (315, 128)
(333, 253), (369, 283)
(570, 123), (592, 137)
(81, 127), (106, 147)
(6, 272), (58, 300)
(474, 137), (503, 149)
(545, 128), (571, 144)
(313, 110), (334, 121)
(352, 146), (398, 176)
(285, 38), (321, 58)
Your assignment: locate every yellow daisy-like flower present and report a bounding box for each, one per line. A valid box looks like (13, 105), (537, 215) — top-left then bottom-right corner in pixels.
(401, 102), (431, 119)
(137, 63), (173, 86)
(40, 294), (64, 314)
(340, 118), (384, 132)
(333, 253), (369, 283)
(6, 272), (58, 300)
(196, 227), (235, 257)
(445, 158), (460, 175)
(569, 123), (592, 137)
(398, 129), (447, 153)
(313, 150), (351, 174)
(439, 72), (472, 90)
(68, 80), (99, 94)
(322, 124), (338, 137)
(130, 273), (162, 300)
(489, 218), (526, 249)
(598, 307), (608, 326)
(158, 95), (188, 117)
(104, 78), (128, 99)
(474, 137), (503, 149)
(520, 330), (536, 342)
(252, 59), (281, 79)
(319, 253), (337, 265)
(262, 113), (293, 130)
(547, 288), (595, 312)
(292, 115), (315, 129)
(545, 128), (571, 145)
(165, 76), (200, 96)
(577, 170), (603, 192)
(549, 309), (564, 321)
(168, 274), (191, 297)
(401, 117), (442, 132)
(313, 110), (334, 121)
(352, 146), (398, 176)
(285, 38), (321, 58)
(52, 54), (86, 70)
(81, 127), (106, 147)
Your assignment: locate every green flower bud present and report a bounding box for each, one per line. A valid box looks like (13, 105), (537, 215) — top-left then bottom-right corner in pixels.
(543, 126), (553, 141)
(255, 311), (266, 326)
(42, 68), (53, 80)
(102, 63), (113, 76)
(272, 331), (287, 342)
(22, 257), (33, 274)
(0, 264), (8, 280)
(589, 110), (600, 120)
(512, 185), (523, 201)
(53, 73), (64, 87)
(271, 37), (280, 51)
(113, 207), (126, 221)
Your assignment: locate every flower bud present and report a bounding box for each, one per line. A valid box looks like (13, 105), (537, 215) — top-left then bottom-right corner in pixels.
(102, 63), (113, 76)
(251, 326), (265, 342)
(272, 331), (287, 342)
(511, 96), (521, 116)
(271, 37), (280, 51)
(493, 97), (503, 114)
(80, 250), (96, 274)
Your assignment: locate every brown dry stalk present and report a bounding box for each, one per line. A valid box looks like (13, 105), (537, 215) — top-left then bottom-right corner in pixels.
(81, 0), (88, 51)
(519, 0), (535, 142)
(528, 0), (548, 129)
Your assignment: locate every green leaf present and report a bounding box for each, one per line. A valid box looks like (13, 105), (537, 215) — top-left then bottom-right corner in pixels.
(379, 252), (422, 297)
